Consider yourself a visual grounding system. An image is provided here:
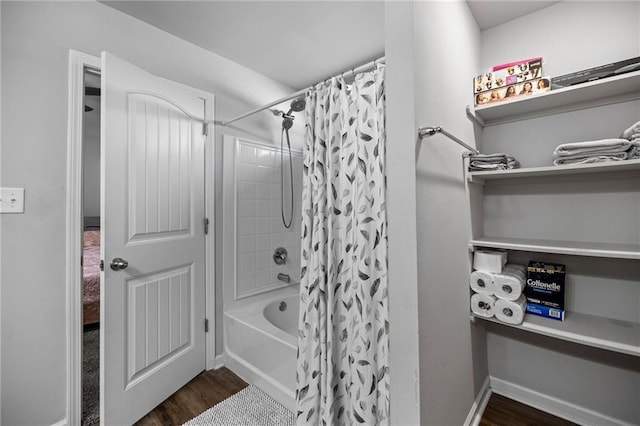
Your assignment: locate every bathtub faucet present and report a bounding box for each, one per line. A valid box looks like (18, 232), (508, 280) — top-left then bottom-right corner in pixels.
(277, 273), (291, 283)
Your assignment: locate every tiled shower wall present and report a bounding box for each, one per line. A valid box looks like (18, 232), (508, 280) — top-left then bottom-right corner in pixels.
(235, 139), (303, 298)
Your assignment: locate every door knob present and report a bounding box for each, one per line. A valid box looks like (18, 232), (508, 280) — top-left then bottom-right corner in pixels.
(110, 257), (129, 271)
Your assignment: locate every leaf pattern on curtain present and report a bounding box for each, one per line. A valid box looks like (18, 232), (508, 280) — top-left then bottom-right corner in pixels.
(296, 66), (389, 426)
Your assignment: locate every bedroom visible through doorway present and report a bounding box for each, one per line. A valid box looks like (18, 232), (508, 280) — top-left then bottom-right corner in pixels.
(82, 67), (101, 426)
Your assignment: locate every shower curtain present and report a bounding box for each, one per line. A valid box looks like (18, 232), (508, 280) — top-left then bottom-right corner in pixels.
(296, 66), (389, 425)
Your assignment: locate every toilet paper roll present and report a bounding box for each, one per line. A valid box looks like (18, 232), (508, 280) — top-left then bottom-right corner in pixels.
(494, 295), (527, 325)
(491, 264), (526, 301)
(504, 263), (526, 276)
(469, 270), (494, 295)
(471, 293), (496, 318)
(473, 249), (507, 273)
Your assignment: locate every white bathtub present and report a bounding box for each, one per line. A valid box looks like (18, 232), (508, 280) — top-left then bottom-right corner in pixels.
(224, 286), (299, 411)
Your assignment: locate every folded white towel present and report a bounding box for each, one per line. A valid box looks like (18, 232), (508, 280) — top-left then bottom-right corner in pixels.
(468, 153), (508, 162)
(622, 120), (640, 140)
(506, 156), (520, 169)
(468, 153), (520, 171)
(553, 153), (629, 166)
(554, 138), (631, 158)
(469, 162), (507, 171)
(556, 149), (630, 161)
(628, 133), (640, 142)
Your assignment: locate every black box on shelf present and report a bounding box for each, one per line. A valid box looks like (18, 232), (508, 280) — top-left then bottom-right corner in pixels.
(551, 56), (640, 88)
(525, 261), (566, 321)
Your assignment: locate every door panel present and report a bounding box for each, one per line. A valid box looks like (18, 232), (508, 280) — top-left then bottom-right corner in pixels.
(128, 93), (193, 240)
(126, 264), (193, 385)
(101, 52), (213, 425)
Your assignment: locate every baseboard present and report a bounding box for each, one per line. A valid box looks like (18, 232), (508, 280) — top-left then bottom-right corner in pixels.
(213, 354), (225, 370)
(464, 376), (492, 426)
(50, 418), (68, 426)
(223, 351), (295, 412)
(490, 376), (635, 426)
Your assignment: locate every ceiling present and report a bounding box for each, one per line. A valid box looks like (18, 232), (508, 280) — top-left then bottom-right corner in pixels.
(466, 0), (559, 31)
(103, 1), (559, 90)
(102, 1), (385, 89)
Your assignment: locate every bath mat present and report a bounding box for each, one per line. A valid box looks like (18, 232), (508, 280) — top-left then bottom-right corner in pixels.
(182, 385), (295, 426)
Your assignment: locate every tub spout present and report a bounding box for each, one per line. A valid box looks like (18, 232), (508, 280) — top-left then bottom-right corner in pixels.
(277, 273), (291, 283)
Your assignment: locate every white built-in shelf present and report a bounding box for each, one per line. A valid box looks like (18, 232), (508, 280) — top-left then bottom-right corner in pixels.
(466, 65), (640, 361)
(473, 311), (640, 357)
(470, 236), (640, 260)
(468, 69), (640, 127)
(468, 158), (640, 184)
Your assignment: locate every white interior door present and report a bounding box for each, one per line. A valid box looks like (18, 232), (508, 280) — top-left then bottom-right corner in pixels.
(100, 52), (212, 425)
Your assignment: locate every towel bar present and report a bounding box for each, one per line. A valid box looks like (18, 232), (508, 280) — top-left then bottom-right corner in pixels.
(418, 126), (479, 155)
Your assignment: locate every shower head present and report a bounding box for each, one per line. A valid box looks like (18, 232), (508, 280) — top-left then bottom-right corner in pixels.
(276, 98), (304, 130)
(282, 116), (294, 130)
(286, 98), (306, 115)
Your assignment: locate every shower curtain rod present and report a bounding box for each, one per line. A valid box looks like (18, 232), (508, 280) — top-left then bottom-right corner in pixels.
(215, 56), (386, 127)
(418, 126), (479, 155)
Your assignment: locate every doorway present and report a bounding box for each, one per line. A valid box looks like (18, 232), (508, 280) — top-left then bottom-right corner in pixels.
(81, 67), (101, 426)
(67, 50), (217, 425)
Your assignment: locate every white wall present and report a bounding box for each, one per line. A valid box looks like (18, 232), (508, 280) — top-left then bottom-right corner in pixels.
(412, 2), (487, 425)
(479, 2), (640, 423)
(0, 2), (297, 424)
(481, 1), (639, 78)
(224, 136), (303, 307)
(383, 3), (488, 424)
(383, 3), (422, 424)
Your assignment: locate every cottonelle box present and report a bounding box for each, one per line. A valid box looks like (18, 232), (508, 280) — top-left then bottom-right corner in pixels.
(525, 261), (566, 321)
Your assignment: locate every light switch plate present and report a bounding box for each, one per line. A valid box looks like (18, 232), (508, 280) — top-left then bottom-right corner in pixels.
(0, 188), (25, 213)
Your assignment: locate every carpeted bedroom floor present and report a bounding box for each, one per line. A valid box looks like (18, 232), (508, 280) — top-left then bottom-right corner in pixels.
(82, 325), (100, 426)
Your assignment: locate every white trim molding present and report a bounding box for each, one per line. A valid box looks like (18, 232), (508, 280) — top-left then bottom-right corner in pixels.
(490, 376), (636, 426)
(205, 93), (217, 371)
(214, 354), (225, 370)
(0, 4), (3, 424)
(66, 49), (101, 426)
(464, 376), (492, 426)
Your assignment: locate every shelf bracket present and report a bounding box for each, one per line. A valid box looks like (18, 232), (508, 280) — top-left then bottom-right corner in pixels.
(465, 105), (485, 128)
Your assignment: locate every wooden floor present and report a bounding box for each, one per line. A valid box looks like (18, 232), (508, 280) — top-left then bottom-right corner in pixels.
(481, 393), (577, 426)
(135, 368), (575, 426)
(134, 367), (247, 426)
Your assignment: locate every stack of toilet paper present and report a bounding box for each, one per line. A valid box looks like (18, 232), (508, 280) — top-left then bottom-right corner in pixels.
(469, 250), (527, 325)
